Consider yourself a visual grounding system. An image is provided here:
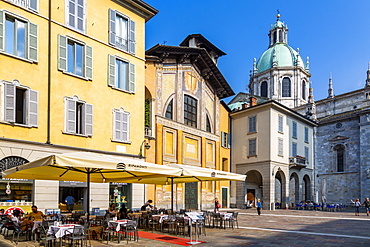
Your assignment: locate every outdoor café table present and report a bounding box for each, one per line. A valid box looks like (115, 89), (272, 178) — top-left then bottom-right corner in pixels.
(32, 221), (43, 231)
(108, 219), (135, 243)
(151, 214), (169, 224)
(48, 224), (83, 247)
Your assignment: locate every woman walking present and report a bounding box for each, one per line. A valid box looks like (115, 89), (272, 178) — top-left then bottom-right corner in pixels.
(256, 199), (262, 216)
(214, 197), (221, 212)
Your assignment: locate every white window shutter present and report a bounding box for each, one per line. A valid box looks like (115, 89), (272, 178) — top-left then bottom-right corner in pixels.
(68, 0), (75, 28)
(109, 9), (116, 45)
(129, 20), (136, 54)
(85, 45), (93, 80)
(129, 63), (135, 93)
(221, 132), (225, 148)
(122, 111), (129, 142)
(84, 103), (93, 136)
(227, 133), (231, 149)
(65, 98), (76, 133)
(28, 22), (38, 62)
(113, 110), (122, 141)
(108, 55), (116, 87)
(58, 35), (67, 71)
(4, 82), (15, 123)
(0, 11), (4, 51)
(28, 89), (38, 127)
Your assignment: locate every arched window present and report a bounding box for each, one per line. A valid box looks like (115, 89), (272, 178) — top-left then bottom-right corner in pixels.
(302, 80), (306, 100)
(206, 115), (212, 133)
(260, 81), (268, 97)
(334, 144), (345, 172)
(184, 95), (197, 127)
(282, 77), (291, 97)
(165, 99), (173, 120)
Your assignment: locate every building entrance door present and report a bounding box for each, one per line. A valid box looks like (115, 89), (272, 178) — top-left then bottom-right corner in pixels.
(222, 188), (228, 208)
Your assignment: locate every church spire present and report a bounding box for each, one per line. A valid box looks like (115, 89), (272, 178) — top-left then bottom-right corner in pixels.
(328, 73), (334, 98)
(269, 12), (288, 47)
(366, 62), (370, 87)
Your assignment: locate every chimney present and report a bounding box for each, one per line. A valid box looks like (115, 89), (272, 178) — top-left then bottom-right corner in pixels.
(242, 103), (248, 109)
(249, 97), (257, 106)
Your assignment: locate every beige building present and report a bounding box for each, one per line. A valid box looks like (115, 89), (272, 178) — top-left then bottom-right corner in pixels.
(229, 93), (317, 209)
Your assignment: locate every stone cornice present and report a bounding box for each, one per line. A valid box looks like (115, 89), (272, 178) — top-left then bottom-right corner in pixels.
(156, 116), (219, 142)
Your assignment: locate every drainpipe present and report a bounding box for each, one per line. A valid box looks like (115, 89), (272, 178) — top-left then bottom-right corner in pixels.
(46, 0), (52, 144)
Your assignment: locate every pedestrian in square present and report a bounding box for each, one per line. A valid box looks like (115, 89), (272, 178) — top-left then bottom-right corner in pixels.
(256, 199), (262, 216)
(350, 198), (361, 216)
(362, 198), (370, 216)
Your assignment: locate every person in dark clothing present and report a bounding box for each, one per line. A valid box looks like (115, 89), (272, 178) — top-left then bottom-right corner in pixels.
(256, 199), (262, 216)
(141, 200), (153, 211)
(118, 204), (128, 219)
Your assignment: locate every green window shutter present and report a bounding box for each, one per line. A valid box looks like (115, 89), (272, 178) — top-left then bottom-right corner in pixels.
(129, 20), (136, 54)
(113, 110), (122, 141)
(65, 98), (76, 133)
(129, 62), (135, 93)
(28, 22), (38, 62)
(28, 89), (38, 127)
(4, 82), (15, 123)
(109, 9), (116, 45)
(84, 103), (93, 136)
(85, 45), (93, 80)
(122, 111), (130, 142)
(0, 11), (4, 51)
(58, 35), (67, 71)
(108, 54), (116, 87)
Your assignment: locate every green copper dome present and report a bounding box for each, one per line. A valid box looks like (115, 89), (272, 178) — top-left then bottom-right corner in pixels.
(256, 43), (304, 73)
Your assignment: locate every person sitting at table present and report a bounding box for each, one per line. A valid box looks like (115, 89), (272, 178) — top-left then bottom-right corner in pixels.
(12, 209), (33, 231)
(107, 203), (118, 217)
(28, 205), (45, 222)
(141, 200), (154, 211)
(118, 204), (128, 220)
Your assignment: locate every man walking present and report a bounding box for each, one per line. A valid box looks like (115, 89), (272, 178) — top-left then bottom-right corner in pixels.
(362, 198), (370, 216)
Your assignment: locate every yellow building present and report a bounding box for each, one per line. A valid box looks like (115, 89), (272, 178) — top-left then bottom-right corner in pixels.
(145, 34), (235, 210)
(0, 0), (157, 213)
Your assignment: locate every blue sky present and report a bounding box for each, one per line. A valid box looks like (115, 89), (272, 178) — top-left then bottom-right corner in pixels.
(144, 0), (370, 102)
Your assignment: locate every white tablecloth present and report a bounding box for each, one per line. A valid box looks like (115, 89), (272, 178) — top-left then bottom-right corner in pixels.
(108, 220), (132, 232)
(151, 214), (169, 223)
(48, 224), (83, 239)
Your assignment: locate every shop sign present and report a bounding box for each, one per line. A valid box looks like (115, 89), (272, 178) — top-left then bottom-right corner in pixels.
(4, 206), (25, 216)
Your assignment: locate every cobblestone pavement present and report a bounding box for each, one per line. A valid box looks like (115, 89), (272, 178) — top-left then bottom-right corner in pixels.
(1, 208), (369, 247)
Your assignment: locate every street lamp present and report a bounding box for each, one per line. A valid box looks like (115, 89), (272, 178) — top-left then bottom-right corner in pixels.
(139, 140), (151, 157)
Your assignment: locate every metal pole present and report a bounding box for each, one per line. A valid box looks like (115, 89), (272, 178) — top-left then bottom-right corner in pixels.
(171, 177), (174, 213)
(87, 169), (90, 221)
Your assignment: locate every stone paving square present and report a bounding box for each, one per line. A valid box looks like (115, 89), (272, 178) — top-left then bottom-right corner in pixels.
(0, 209), (369, 246)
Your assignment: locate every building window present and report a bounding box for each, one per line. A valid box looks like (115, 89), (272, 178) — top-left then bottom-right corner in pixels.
(282, 77), (291, 97)
(108, 55), (135, 93)
(248, 115), (257, 133)
(1, 80), (38, 127)
(302, 80), (306, 100)
(206, 115), (212, 133)
(58, 35), (92, 80)
(278, 138), (283, 156)
(66, 0), (85, 32)
(292, 121), (297, 138)
(278, 115), (283, 133)
(334, 144), (345, 172)
(0, 11), (38, 62)
(221, 131), (230, 149)
(4, 0), (38, 12)
(304, 127), (309, 142)
(109, 9), (136, 54)
(248, 138), (256, 156)
(113, 108), (130, 142)
(165, 99), (173, 120)
(292, 142), (297, 157)
(64, 96), (93, 136)
(184, 95), (197, 128)
(260, 81), (268, 97)
(305, 146), (309, 163)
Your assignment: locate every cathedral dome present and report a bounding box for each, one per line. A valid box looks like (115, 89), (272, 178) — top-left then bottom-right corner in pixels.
(256, 43), (304, 73)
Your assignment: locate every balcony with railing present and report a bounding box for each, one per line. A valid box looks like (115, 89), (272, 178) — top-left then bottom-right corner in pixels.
(289, 156), (307, 169)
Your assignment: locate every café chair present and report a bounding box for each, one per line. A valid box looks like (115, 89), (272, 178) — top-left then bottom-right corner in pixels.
(37, 225), (57, 247)
(119, 221), (138, 244)
(66, 225), (87, 247)
(175, 217), (187, 236)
